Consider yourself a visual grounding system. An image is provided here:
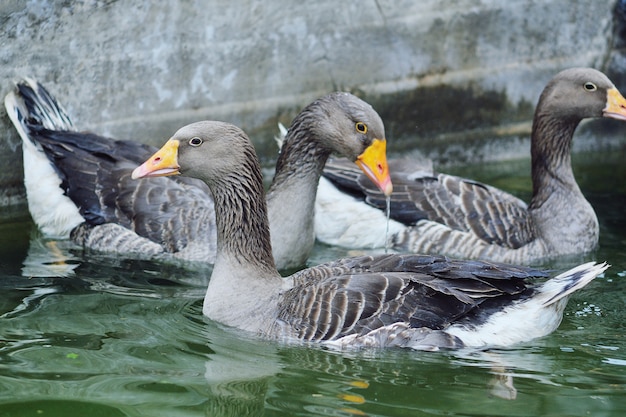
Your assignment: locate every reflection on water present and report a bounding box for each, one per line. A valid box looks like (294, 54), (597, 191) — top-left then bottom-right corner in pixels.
(21, 229), (81, 278)
(0, 149), (625, 416)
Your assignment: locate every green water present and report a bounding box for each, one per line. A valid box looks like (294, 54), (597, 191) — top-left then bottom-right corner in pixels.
(0, 150), (625, 417)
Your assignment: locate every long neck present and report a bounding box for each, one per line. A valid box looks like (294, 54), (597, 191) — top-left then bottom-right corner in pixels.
(204, 149), (284, 331)
(269, 111), (333, 194)
(265, 110), (333, 269)
(529, 111), (581, 209)
(211, 154), (277, 275)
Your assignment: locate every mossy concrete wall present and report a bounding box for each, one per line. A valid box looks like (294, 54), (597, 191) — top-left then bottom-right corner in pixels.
(1, 0), (624, 219)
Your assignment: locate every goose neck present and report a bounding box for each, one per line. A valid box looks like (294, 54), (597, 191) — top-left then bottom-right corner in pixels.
(529, 113), (579, 208)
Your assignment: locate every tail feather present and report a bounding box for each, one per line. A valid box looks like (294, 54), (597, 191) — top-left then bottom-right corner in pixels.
(274, 122), (288, 149)
(4, 78), (84, 238)
(4, 78), (75, 144)
(539, 262), (609, 306)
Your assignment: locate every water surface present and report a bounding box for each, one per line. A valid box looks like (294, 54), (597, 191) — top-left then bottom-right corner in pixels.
(0, 149), (625, 416)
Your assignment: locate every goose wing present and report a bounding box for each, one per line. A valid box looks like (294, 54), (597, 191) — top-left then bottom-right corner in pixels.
(276, 254), (546, 342)
(322, 158), (537, 249)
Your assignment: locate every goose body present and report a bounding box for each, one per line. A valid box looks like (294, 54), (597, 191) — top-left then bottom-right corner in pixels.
(315, 68), (626, 264)
(132, 121), (609, 350)
(4, 80), (390, 269)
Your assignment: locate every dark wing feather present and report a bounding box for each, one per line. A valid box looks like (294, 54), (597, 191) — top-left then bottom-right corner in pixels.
(323, 158), (431, 225)
(278, 254), (546, 342)
(322, 158), (538, 249)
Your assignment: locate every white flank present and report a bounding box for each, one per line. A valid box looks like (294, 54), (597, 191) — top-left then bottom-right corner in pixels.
(315, 177), (405, 248)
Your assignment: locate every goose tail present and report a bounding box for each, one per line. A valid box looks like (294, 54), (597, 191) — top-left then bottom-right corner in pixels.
(537, 261), (609, 306)
(4, 77), (75, 143)
(274, 122), (288, 150)
(4, 78), (83, 238)
(444, 261), (609, 348)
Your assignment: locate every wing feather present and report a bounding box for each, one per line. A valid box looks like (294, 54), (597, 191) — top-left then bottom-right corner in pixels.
(322, 158), (538, 249)
(277, 254), (545, 342)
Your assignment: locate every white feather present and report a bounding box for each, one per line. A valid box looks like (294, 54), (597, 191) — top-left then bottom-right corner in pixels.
(445, 262), (609, 347)
(315, 177), (405, 248)
(4, 88), (84, 238)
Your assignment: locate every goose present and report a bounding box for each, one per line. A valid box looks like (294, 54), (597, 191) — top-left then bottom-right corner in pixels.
(131, 120), (609, 350)
(4, 79), (391, 270)
(314, 68), (626, 264)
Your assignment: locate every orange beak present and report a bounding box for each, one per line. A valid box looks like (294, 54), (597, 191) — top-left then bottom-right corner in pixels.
(131, 139), (181, 179)
(604, 88), (626, 121)
(355, 138), (393, 196)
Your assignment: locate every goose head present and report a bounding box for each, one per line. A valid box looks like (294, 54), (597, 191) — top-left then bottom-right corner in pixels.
(536, 67), (626, 122)
(280, 92), (393, 196)
(131, 121), (258, 186)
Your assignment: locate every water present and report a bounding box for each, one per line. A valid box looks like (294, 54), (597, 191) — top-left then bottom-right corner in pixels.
(0, 149), (625, 416)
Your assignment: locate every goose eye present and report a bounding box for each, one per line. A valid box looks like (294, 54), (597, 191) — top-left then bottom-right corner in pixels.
(583, 82), (597, 92)
(189, 137), (203, 146)
(355, 122), (368, 134)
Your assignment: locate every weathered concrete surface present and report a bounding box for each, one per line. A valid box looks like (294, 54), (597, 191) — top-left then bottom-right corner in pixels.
(1, 0), (624, 220)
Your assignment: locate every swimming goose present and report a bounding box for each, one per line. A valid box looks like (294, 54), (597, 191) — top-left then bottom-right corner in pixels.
(315, 68), (626, 264)
(131, 120), (608, 350)
(4, 79), (391, 269)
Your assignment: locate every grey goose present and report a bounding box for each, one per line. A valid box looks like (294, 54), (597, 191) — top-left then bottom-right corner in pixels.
(132, 120), (608, 350)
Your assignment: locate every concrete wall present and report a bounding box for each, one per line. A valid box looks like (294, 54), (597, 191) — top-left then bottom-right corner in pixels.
(1, 0), (624, 220)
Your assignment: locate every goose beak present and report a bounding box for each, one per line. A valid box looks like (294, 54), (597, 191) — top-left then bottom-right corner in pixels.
(131, 139), (181, 179)
(355, 138), (393, 196)
(603, 88), (626, 121)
